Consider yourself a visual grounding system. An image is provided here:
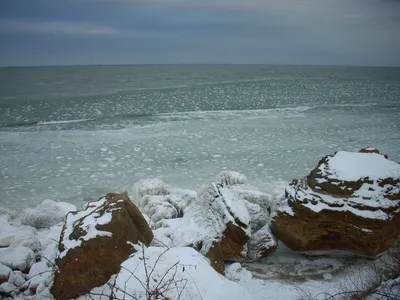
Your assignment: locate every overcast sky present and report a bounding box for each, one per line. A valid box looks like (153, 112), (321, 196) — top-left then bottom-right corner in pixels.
(0, 0), (399, 66)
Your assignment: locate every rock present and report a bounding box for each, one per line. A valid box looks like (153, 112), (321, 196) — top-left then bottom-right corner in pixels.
(132, 178), (196, 229)
(206, 241), (225, 275)
(152, 181), (251, 274)
(0, 216), (41, 253)
(0, 246), (35, 272)
(216, 171), (248, 186)
(225, 262), (253, 283)
(0, 282), (17, 295)
(21, 200), (77, 229)
(52, 192), (153, 300)
(0, 264), (11, 285)
(8, 271), (25, 288)
(272, 150), (400, 257)
(359, 147), (388, 159)
(243, 200), (269, 233)
(113, 246), (251, 300)
(27, 261), (51, 290)
(247, 224), (277, 261)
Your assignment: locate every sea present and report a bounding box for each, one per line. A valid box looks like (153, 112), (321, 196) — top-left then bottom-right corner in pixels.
(0, 65), (399, 210)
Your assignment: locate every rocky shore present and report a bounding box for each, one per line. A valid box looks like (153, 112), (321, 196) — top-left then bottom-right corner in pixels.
(0, 148), (399, 299)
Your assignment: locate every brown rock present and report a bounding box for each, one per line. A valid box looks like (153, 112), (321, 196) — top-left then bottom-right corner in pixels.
(272, 150), (400, 257)
(206, 241), (225, 275)
(220, 221), (249, 261)
(52, 192), (153, 300)
(359, 147), (388, 159)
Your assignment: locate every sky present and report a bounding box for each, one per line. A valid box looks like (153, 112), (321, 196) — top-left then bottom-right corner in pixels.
(0, 0), (399, 67)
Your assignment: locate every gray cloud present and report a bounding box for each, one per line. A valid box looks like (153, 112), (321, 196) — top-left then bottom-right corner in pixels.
(0, 0), (399, 66)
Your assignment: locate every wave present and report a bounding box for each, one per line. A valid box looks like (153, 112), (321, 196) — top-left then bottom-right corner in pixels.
(37, 118), (95, 125)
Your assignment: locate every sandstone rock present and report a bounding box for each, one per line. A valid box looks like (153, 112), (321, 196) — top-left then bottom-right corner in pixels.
(359, 147), (388, 159)
(272, 150), (400, 257)
(206, 241), (225, 275)
(247, 224), (277, 261)
(52, 192), (153, 300)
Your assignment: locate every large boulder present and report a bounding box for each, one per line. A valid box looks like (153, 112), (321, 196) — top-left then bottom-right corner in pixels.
(272, 149), (400, 257)
(152, 181), (252, 274)
(52, 192), (153, 300)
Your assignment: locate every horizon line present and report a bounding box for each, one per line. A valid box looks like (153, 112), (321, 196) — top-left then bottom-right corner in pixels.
(1, 62), (399, 68)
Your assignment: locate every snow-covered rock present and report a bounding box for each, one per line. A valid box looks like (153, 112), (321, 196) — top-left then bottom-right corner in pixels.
(113, 246), (251, 300)
(0, 216), (40, 253)
(0, 246), (35, 272)
(153, 180), (253, 273)
(132, 178), (196, 229)
(273, 149), (400, 257)
(247, 224), (277, 261)
(0, 264), (11, 284)
(27, 261), (51, 290)
(133, 178), (169, 204)
(21, 200), (77, 229)
(243, 200), (269, 233)
(225, 262), (253, 283)
(0, 282), (17, 295)
(53, 192), (153, 300)
(8, 271), (25, 288)
(216, 171), (248, 186)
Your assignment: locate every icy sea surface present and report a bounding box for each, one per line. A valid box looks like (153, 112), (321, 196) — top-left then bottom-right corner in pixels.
(0, 65), (399, 210)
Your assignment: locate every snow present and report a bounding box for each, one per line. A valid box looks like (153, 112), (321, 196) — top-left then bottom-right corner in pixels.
(243, 200), (268, 233)
(0, 264), (12, 282)
(0, 246), (35, 272)
(225, 263), (253, 283)
(247, 224), (277, 261)
(320, 151), (400, 181)
(0, 216), (41, 252)
(114, 246), (251, 300)
(27, 262), (52, 290)
(8, 271), (25, 287)
(21, 200), (77, 229)
(132, 178), (196, 229)
(59, 197), (113, 258)
(0, 282), (17, 294)
(216, 171), (248, 186)
(0, 170), (399, 299)
(280, 151), (400, 220)
(132, 178), (169, 207)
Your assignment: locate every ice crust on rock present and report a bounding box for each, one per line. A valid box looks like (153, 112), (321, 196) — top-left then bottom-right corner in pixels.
(21, 200), (77, 229)
(132, 178), (196, 229)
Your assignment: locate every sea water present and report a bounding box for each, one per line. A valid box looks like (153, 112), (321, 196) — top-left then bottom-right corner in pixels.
(0, 65), (399, 210)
